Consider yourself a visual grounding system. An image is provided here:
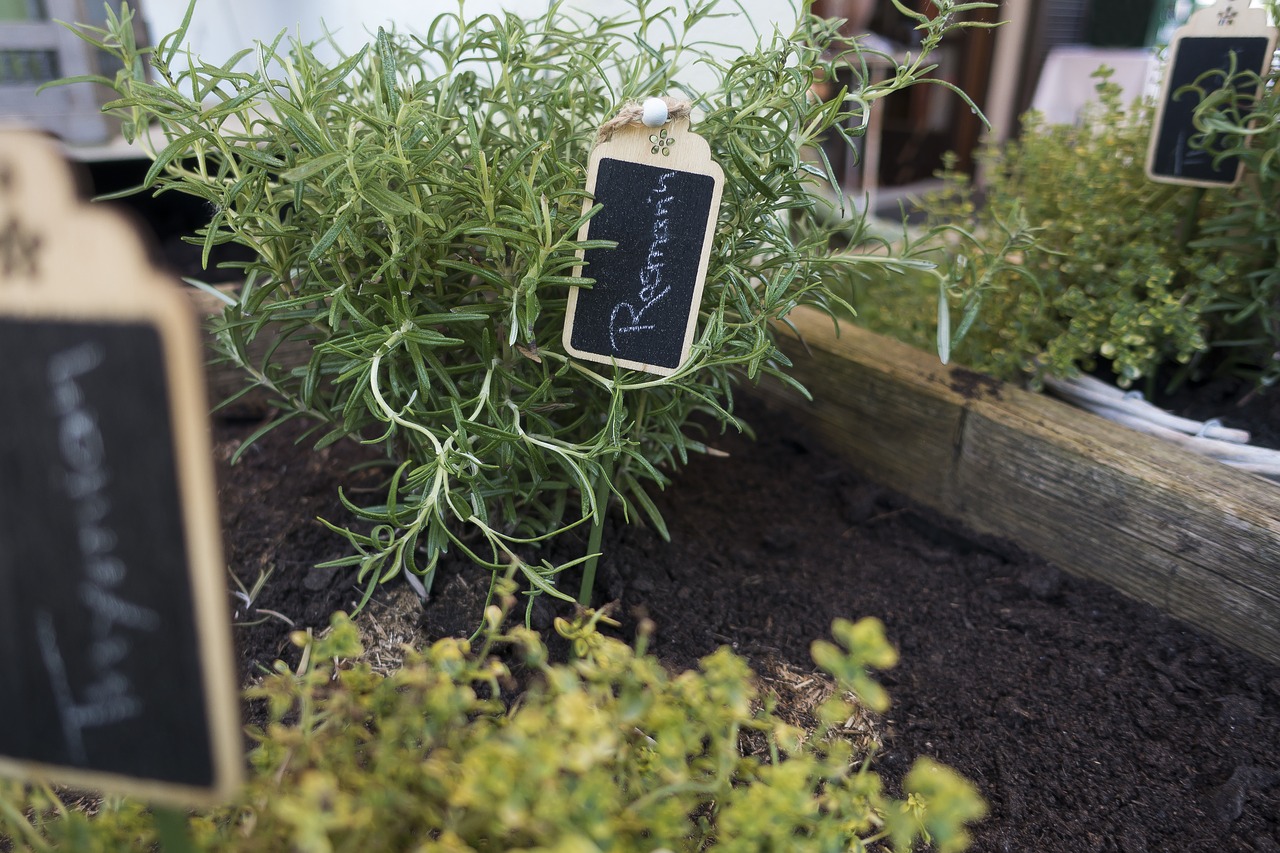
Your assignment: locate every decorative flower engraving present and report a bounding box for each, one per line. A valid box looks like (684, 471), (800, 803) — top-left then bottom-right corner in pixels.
(649, 128), (674, 156)
(1219, 6), (1238, 26)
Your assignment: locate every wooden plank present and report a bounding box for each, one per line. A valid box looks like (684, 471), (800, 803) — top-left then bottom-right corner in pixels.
(1167, 568), (1280, 666)
(951, 408), (1182, 607)
(792, 358), (965, 513)
(962, 395), (1280, 605)
(769, 306), (1280, 665)
(766, 313), (971, 515)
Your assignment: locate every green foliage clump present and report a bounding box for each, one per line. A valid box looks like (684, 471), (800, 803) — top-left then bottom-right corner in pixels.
(57, 0), (990, 607)
(917, 72), (1250, 386)
(0, 596), (985, 851)
(1185, 19), (1280, 388)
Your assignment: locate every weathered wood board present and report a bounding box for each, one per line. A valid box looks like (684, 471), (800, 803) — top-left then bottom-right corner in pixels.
(766, 306), (1280, 665)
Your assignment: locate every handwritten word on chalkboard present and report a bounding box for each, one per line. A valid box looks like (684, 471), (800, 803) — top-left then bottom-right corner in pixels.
(1146, 0), (1277, 187)
(0, 132), (240, 806)
(564, 117), (723, 375)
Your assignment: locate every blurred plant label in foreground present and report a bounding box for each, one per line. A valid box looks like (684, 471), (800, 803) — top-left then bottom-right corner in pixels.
(1146, 0), (1277, 187)
(0, 132), (240, 806)
(565, 116), (723, 375)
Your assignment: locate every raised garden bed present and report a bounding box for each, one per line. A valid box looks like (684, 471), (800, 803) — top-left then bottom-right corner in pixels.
(212, 356), (1280, 852)
(768, 306), (1280, 667)
(188, 276), (1280, 853)
(25, 1), (1279, 844)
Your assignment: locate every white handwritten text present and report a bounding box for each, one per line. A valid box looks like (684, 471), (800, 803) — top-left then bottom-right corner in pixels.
(38, 342), (158, 764)
(609, 171), (678, 353)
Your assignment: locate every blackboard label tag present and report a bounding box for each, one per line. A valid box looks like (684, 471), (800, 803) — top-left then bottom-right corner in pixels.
(564, 116), (724, 376)
(1146, 0), (1277, 188)
(0, 132), (241, 806)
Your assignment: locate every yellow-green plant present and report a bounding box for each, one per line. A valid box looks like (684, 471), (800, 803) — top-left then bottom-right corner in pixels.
(915, 70), (1250, 386)
(52, 0), (992, 610)
(0, 591), (985, 851)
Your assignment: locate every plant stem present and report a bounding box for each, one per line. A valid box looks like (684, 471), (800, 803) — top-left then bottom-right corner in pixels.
(578, 455), (615, 606)
(1180, 186), (1207, 249)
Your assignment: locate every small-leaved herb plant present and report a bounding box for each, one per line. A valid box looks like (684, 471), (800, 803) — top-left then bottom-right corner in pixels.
(0, 585), (986, 851)
(916, 70), (1250, 388)
(58, 0), (992, 609)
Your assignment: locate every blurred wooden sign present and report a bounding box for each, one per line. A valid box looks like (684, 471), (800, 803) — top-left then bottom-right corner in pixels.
(1146, 0), (1277, 187)
(564, 111), (723, 376)
(0, 132), (240, 805)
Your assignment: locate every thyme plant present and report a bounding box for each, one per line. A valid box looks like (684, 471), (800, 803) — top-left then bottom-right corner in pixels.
(60, 0), (991, 608)
(918, 71), (1249, 387)
(0, 591), (985, 851)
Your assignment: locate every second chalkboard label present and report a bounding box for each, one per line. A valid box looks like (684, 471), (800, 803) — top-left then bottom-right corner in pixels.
(1146, 0), (1277, 188)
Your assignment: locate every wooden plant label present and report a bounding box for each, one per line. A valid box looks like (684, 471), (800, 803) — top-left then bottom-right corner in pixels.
(564, 110), (724, 375)
(1146, 0), (1277, 187)
(0, 132), (241, 805)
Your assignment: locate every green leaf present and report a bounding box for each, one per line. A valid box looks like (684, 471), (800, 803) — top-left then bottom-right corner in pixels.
(377, 27), (402, 117)
(936, 276), (951, 364)
(280, 151), (347, 183)
(308, 204), (354, 262)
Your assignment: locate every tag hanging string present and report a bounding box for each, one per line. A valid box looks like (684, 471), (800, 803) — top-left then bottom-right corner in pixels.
(596, 96), (693, 144)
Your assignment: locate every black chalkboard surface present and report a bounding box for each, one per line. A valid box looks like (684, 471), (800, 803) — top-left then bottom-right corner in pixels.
(0, 319), (216, 786)
(1147, 2), (1277, 189)
(569, 158), (717, 372)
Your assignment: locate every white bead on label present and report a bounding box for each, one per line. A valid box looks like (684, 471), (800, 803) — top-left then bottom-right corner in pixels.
(641, 97), (669, 127)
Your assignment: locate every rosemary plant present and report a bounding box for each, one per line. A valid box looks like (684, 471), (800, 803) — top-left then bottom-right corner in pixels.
(1187, 0), (1280, 389)
(58, 0), (991, 611)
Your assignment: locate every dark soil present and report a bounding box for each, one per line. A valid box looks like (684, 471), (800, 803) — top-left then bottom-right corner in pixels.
(215, 392), (1280, 853)
(1156, 371), (1280, 452)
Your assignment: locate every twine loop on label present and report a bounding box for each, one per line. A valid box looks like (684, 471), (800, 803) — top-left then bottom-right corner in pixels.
(597, 96), (693, 144)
